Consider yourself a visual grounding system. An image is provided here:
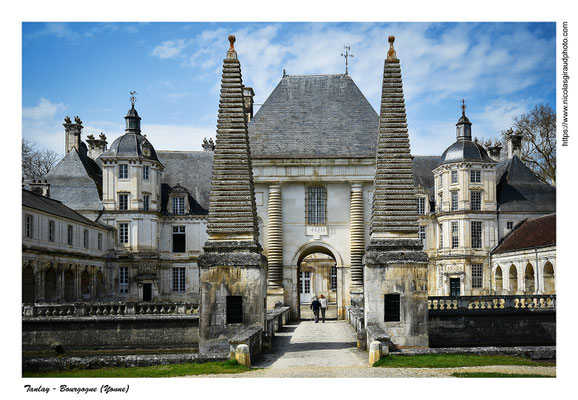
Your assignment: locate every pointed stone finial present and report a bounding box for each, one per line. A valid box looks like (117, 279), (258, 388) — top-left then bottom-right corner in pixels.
(64, 116), (71, 124)
(387, 35), (398, 61)
(227, 34), (237, 59)
(461, 99), (466, 116)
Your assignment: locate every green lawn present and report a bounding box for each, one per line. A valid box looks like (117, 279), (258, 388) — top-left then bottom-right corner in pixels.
(452, 372), (554, 378)
(373, 354), (555, 368)
(23, 360), (251, 378)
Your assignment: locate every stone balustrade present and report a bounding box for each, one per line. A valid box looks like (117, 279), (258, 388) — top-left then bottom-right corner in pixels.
(22, 302), (199, 318)
(428, 295), (555, 311)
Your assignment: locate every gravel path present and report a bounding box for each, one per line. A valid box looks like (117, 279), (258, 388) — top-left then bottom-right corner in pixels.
(188, 320), (556, 378)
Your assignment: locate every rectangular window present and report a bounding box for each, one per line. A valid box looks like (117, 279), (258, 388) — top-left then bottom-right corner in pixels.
(416, 197), (425, 215)
(330, 266), (337, 290)
(143, 194), (150, 211)
(172, 197), (185, 215)
(143, 166), (149, 180)
(451, 221), (459, 248)
(119, 164), (128, 179)
(118, 223), (129, 244)
(119, 194), (128, 210)
(471, 221), (482, 248)
(83, 229), (89, 248)
(439, 223), (444, 248)
(172, 267), (186, 292)
(419, 225), (426, 248)
(472, 263), (483, 289)
(25, 214), (33, 238)
(451, 170), (458, 184)
(439, 175), (443, 188)
(48, 220), (55, 242)
(384, 294), (401, 322)
(438, 193), (443, 212)
(471, 191), (481, 211)
(451, 191), (458, 211)
(67, 225), (73, 245)
(119, 267), (129, 294)
(306, 186), (327, 225)
(507, 221), (513, 230)
(97, 233), (103, 250)
(226, 296), (243, 324)
(172, 226), (186, 252)
(471, 170), (481, 183)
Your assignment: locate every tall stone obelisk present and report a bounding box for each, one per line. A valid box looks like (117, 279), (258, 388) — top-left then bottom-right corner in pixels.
(198, 35), (267, 354)
(364, 36), (429, 347)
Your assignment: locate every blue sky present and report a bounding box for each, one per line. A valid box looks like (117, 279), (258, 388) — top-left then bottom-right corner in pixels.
(22, 22), (556, 157)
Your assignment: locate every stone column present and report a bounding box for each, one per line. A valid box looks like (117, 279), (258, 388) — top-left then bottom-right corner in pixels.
(267, 184), (284, 308)
(349, 183), (365, 307)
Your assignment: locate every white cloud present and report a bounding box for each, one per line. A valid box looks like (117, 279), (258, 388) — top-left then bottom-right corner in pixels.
(150, 39), (189, 59)
(23, 98), (66, 120)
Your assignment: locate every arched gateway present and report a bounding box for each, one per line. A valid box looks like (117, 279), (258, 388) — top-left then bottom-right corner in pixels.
(292, 242), (343, 320)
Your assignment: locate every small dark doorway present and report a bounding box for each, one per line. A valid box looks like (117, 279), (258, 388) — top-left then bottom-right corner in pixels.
(143, 283), (152, 301)
(450, 278), (460, 297)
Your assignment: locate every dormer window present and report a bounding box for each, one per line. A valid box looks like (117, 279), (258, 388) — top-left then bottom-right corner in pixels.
(172, 197), (185, 215)
(119, 164), (129, 180)
(416, 197), (426, 215)
(471, 170), (481, 183)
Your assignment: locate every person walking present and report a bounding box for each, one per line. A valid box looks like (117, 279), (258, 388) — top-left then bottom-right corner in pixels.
(319, 294), (328, 323)
(310, 296), (321, 323)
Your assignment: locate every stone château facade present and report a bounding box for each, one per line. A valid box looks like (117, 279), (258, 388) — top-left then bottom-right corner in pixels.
(22, 34), (556, 333)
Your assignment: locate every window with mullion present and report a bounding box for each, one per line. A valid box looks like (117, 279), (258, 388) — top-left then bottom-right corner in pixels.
(306, 186), (327, 225)
(172, 267), (186, 292)
(470, 191), (481, 211)
(472, 263), (483, 288)
(451, 191), (458, 211)
(471, 221), (482, 248)
(451, 221), (459, 248)
(416, 197), (425, 214)
(172, 197), (185, 215)
(118, 194), (129, 210)
(118, 164), (129, 179)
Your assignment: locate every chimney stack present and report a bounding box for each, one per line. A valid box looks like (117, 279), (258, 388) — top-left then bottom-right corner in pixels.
(243, 87), (255, 122)
(506, 128), (523, 158)
(86, 133), (108, 160)
(64, 116), (83, 154)
(487, 139), (502, 162)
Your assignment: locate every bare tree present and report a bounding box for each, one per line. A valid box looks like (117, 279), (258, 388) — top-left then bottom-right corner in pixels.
(501, 104), (556, 185)
(22, 139), (60, 181)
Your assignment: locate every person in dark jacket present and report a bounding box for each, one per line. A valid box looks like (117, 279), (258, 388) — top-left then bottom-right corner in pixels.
(310, 296), (321, 323)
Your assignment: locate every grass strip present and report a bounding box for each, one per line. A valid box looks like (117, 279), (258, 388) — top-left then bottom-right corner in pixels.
(373, 354), (555, 368)
(23, 360), (251, 378)
(452, 372), (554, 378)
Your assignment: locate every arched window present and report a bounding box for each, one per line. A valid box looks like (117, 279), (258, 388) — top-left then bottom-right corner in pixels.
(96, 270), (105, 300)
(81, 268), (91, 299)
(494, 266), (503, 295)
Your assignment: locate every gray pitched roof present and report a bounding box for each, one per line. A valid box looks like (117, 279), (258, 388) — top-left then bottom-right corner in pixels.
(44, 146), (103, 211)
(22, 189), (106, 229)
(156, 151), (213, 214)
(496, 155), (556, 212)
(248, 74), (379, 159)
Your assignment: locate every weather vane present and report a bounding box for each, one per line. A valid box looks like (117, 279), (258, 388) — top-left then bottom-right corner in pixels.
(341, 45), (354, 75)
(130, 91), (137, 108)
(461, 99), (466, 115)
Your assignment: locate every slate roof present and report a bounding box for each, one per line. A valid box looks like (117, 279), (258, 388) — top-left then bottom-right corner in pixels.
(438, 139), (495, 166)
(248, 74), (379, 159)
(413, 156), (441, 190)
(156, 151), (213, 214)
(495, 155), (556, 212)
(44, 144), (103, 211)
(492, 213), (556, 254)
(22, 189), (106, 229)
(103, 132), (159, 162)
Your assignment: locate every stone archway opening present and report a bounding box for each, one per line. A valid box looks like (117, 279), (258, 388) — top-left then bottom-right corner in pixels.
(81, 268), (91, 300)
(96, 270), (105, 300)
(297, 246), (337, 320)
(494, 266), (503, 295)
(508, 265), (518, 294)
(64, 269), (75, 302)
(524, 263), (535, 294)
(45, 266), (57, 302)
(22, 264), (36, 303)
(543, 262), (555, 294)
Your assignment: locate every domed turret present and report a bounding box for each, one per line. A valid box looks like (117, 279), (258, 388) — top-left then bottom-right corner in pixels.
(438, 101), (495, 166)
